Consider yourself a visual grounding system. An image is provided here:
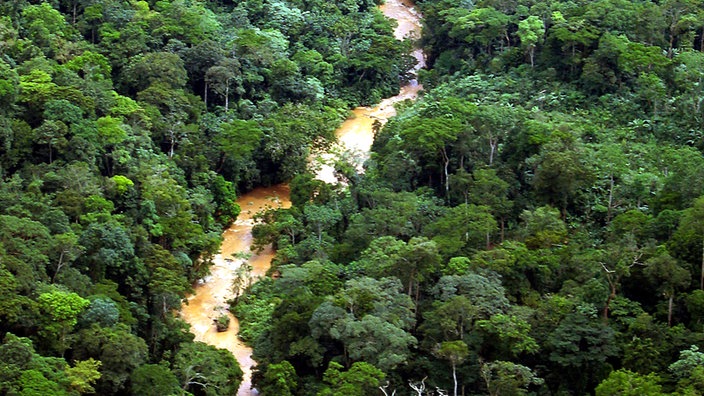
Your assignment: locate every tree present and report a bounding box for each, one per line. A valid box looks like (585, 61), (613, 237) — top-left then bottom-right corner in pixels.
(122, 52), (188, 93)
(231, 262), (253, 306)
(661, 0), (700, 56)
(137, 83), (196, 158)
(310, 277), (417, 371)
(421, 295), (477, 343)
(52, 232), (83, 283)
(401, 116), (463, 195)
(443, 7), (512, 56)
(303, 204), (342, 258)
(434, 340), (469, 396)
(318, 361), (385, 396)
(669, 345), (704, 381)
(548, 11), (600, 77)
(529, 132), (593, 215)
(598, 239), (645, 321)
(480, 360), (543, 396)
(469, 168), (513, 241)
(130, 363), (182, 396)
(0, 59), (19, 114)
(476, 313), (540, 358)
(34, 120), (69, 163)
(595, 369), (665, 396)
(205, 58), (243, 111)
(588, 143), (629, 223)
(547, 305), (619, 393)
(670, 196), (704, 290)
(520, 206), (567, 249)
(431, 271), (510, 319)
(79, 298), (119, 328)
(65, 358), (102, 395)
(37, 290), (89, 355)
(428, 204), (497, 255)
(673, 51), (704, 116)
(0, 333), (85, 396)
(173, 342), (242, 396)
(644, 250), (691, 326)
(260, 360), (297, 396)
(78, 221), (136, 282)
(72, 324), (148, 394)
(517, 16), (545, 67)
(355, 236), (441, 301)
(215, 119), (261, 175)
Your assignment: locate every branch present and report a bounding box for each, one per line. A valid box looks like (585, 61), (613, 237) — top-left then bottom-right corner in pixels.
(408, 376), (427, 395)
(629, 252), (644, 268)
(380, 380), (397, 396)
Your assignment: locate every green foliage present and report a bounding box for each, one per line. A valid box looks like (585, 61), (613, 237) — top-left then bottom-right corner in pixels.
(595, 369), (665, 396)
(260, 360), (298, 396)
(318, 361), (385, 396)
(174, 342), (243, 396)
(65, 358), (102, 395)
(0, 333), (101, 396)
(37, 290), (90, 344)
(7, 0), (704, 394)
(669, 345), (704, 380)
(480, 360), (543, 396)
(129, 363), (181, 396)
(72, 324), (148, 394)
(310, 277), (417, 371)
(520, 206), (568, 249)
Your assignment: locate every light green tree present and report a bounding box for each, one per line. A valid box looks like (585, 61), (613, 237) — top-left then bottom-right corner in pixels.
(434, 340), (469, 396)
(595, 369), (665, 396)
(517, 16), (545, 67)
(37, 290), (89, 354)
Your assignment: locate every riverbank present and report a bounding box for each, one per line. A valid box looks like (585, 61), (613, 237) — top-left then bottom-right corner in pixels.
(181, 1), (425, 394)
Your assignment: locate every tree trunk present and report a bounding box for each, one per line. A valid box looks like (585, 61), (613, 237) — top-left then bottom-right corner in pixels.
(607, 173), (615, 222)
(452, 362), (458, 396)
(668, 293), (674, 327)
(489, 137), (497, 165)
(441, 148), (450, 196)
(500, 218), (505, 242)
(52, 250), (65, 283)
(216, 152), (226, 173)
(700, 234), (704, 290)
(225, 82), (229, 112)
(603, 283), (616, 321)
(204, 82), (208, 109)
(407, 269), (415, 297)
(169, 130), (175, 158)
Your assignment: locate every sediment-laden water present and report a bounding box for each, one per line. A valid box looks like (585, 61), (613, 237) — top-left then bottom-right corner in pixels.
(181, 1), (424, 394)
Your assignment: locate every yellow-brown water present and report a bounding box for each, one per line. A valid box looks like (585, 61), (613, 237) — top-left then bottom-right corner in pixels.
(180, 185), (290, 396)
(181, 1), (424, 394)
(315, 0), (424, 183)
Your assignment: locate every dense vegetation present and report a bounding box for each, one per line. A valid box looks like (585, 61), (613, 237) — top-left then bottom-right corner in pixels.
(0, 0), (410, 394)
(234, 0), (704, 394)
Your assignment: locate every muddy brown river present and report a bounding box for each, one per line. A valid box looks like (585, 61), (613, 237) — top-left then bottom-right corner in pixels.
(180, 1), (424, 395)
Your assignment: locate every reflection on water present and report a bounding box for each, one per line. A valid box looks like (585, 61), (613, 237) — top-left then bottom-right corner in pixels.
(181, 1), (424, 395)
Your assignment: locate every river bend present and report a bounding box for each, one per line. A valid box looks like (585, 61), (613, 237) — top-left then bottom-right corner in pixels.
(180, 1), (424, 394)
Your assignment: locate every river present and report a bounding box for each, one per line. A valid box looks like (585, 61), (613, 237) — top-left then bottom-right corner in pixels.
(180, 1), (424, 395)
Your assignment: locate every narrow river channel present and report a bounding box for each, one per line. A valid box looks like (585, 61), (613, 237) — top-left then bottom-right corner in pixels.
(180, 1), (424, 395)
